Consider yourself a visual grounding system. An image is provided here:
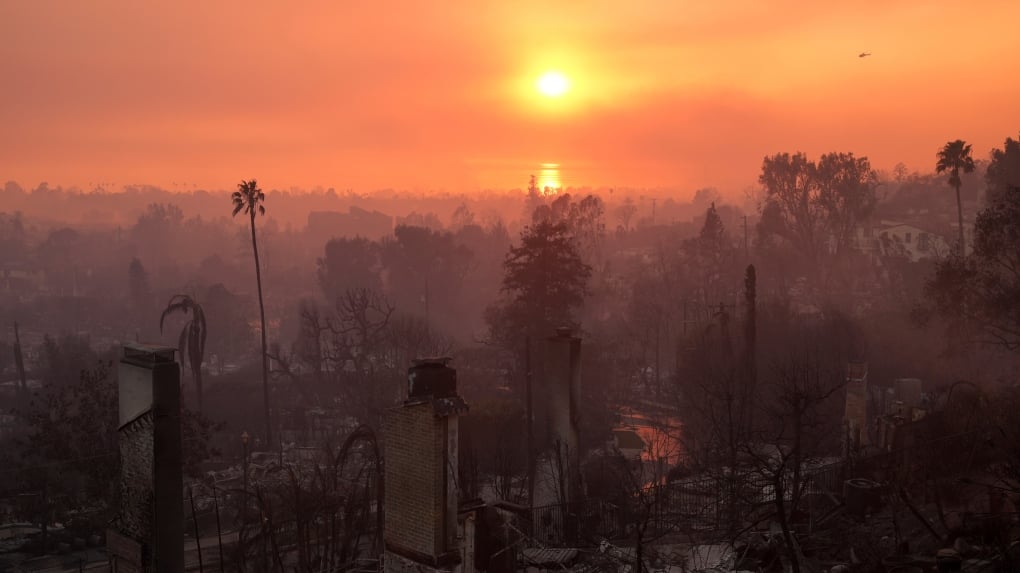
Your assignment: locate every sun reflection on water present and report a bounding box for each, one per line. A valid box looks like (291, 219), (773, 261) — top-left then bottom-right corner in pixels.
(538, 163), (561, 193)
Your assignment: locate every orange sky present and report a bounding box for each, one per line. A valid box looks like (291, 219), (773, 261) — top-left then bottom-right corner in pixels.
(2, 1), (1019, 197)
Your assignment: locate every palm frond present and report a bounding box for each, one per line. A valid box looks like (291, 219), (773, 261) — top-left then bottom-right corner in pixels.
(160, 295), (194, 333)
(233, 180), (266, 217)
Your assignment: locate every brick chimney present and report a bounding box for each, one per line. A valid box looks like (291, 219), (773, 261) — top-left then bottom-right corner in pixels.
(107, 343), (183, 573)
(384, 357), (468, 573)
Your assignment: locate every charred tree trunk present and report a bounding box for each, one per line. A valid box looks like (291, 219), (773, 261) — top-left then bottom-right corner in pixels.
(743, 265), (757, 440)
(955, 182), (965, 254)
(773, 471), (801, 573)
(13, 321), (27, 400)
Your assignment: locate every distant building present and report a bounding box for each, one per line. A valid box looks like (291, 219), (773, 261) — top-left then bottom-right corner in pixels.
(0, 261), (43, 298)
(306, 207), (393, 244)
(854, 220), (952, 262)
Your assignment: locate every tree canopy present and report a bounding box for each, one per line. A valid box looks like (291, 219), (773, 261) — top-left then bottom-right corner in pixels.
(487, 220), (592, 345)
(758, 151), (878, 262)
(936, 139), (976, 253)
(986, 135), (1020, 205)
(919, 185), (1020, 352)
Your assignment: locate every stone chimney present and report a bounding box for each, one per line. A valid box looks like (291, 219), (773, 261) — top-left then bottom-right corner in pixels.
(384, 357), (468, 573)
(533, 327), (583, 509)
(107, 343), (183, 573)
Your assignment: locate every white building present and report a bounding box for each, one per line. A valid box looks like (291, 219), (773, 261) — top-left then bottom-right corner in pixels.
(854, 220), (953, 262)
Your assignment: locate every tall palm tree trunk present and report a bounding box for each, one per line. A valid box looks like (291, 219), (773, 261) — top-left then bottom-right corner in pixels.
(955, 183), (965, 255)
(195, 368), (204, 414)
(250, 214), (272, 445)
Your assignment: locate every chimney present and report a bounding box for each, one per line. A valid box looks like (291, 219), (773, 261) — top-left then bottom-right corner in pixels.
(384, 357), (468, 573)
(534, 327), (582, 507)
(844, 361), (869, 454)
(107, 343), (183, 572)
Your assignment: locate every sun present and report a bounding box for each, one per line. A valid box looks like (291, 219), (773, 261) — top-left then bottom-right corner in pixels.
(536, 71), (570, 98)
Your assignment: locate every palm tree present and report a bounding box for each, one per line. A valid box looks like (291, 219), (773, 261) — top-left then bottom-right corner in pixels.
(160, 295), (207, 412)
(936, 139), (976, 254)
(232, 179), (272, 445)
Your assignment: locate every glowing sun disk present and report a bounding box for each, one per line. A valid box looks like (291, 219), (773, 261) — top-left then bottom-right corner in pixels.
(536, 71), (570, 98)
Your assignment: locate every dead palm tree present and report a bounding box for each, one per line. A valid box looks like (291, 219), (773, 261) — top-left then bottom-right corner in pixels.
(936, 139), (976, 254)
(232, 179), (272, 445)
(160, 295), (208, 412)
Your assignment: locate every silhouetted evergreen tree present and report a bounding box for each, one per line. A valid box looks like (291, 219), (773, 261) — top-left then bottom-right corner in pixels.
(486, 220), (592, 345)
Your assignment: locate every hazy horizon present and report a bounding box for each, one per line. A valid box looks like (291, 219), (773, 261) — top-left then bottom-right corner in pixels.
(3, 1), (1019, 197)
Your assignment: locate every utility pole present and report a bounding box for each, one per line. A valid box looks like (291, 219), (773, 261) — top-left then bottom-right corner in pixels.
(525, 336), (535, 512)
(676, 299), (701, 381)
(424, 275), (431, 340)
(743, 215), (749, 259)
(13, 321), (27, 398)
(241, 431), (250, 529)
(654, 317), (661, 395)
